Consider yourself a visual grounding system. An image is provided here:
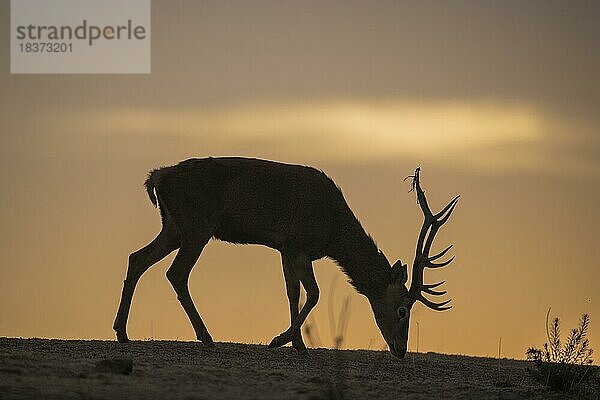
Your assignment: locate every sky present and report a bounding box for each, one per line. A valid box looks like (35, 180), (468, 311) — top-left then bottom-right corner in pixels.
(0, 1), (599, 361)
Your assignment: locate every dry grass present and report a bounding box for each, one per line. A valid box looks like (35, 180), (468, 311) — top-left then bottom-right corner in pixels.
(526, 311), (597, 393)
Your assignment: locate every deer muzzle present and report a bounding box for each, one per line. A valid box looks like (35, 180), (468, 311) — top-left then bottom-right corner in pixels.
(389, 338), (407, 358)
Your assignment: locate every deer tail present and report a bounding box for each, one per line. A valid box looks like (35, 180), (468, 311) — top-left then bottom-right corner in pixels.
(144, 171), (158, 208)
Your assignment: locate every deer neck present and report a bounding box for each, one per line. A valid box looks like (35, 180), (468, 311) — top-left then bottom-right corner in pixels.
(326, 218), (391, 302)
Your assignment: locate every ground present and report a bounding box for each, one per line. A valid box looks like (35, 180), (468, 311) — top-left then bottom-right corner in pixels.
(0, 338), (598, 399)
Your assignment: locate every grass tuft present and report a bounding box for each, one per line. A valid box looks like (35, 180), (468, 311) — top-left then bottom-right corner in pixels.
(526, 309), (597, 392)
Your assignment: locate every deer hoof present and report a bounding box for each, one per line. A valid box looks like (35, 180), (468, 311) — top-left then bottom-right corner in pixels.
(295, 347), (309, 356)
(268, 334), (289, 348)
(115, 331), (129, 343)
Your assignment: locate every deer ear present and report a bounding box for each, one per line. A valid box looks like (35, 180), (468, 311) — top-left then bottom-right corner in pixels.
(391, 260), (408, 286)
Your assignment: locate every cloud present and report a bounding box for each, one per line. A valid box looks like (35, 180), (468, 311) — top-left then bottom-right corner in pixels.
(56, 98), (600, 177)
(84, 99), (544, 157)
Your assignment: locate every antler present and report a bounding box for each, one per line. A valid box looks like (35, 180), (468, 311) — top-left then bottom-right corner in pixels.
(406, 167), (459, 311)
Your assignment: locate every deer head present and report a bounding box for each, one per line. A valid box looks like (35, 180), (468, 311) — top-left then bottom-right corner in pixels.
(372, 168), (459, 358)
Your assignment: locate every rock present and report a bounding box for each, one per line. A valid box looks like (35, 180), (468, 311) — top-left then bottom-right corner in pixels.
(94, 358), (133, 375)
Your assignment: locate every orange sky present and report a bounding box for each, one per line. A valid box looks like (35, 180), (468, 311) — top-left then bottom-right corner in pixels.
(0, 1), (599, 361)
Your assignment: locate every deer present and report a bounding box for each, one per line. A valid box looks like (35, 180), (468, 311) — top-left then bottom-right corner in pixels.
(113, 157), (459, 358)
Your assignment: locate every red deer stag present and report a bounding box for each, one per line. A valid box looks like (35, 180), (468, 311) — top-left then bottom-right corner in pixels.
(113, 158), (459, 358)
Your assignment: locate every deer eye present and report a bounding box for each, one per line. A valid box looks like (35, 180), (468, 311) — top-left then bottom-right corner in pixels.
(397, 306), (408, 320)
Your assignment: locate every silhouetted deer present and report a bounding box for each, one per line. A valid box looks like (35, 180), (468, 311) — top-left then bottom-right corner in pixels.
(113, 158), (459, 358)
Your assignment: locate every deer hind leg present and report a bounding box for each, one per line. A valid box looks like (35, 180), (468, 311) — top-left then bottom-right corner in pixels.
(166, 235), (214, 346)
(113, 222), (179, 342)
(269, 253), (319, 349)
(280, 254), (308, 354)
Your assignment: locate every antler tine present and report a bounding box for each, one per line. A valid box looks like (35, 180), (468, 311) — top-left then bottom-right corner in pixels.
(435, 195), (460, 220)
(422, 281), (446, 296)
(417, 295), (452, 311)
(427, 255), (455, 269)
(436, 196), (460, 226)
(423, 288), (446, 296)
(429, 245), (453, 261)
(424, 280), (445, 289)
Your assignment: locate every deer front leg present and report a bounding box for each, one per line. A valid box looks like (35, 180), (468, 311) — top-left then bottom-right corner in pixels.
(166, 241), (215, 346)
(113, 226), (178, 342)
(280, 254), (308, 355)
(269, 254), (319, 350)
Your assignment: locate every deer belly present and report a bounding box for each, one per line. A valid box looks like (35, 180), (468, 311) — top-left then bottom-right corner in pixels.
(213, 217), (285, 250)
